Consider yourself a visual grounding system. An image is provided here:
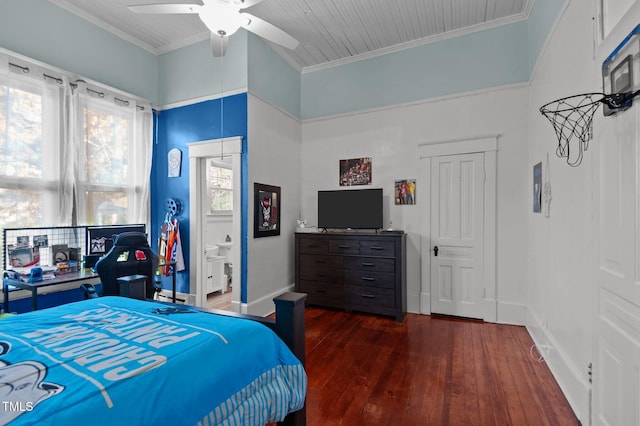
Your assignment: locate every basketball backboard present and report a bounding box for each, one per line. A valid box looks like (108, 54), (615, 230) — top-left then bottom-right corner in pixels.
(602, 24), (640, 115)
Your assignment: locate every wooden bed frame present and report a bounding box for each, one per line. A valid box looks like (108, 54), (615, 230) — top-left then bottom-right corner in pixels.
(194, 292), (307, 426)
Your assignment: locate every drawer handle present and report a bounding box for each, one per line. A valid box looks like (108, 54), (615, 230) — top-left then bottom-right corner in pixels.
(315, 260), (327, 264)
(361, 293), (376, 298)
(370, 246), (384, 250)
(316, 289), (327, 294)
(307, 244), (320, 248)
(338, 245), (351, 249)
(361, 277), (375, 281)
(361, 262), (375, 267)
(316, 273), (328, 277)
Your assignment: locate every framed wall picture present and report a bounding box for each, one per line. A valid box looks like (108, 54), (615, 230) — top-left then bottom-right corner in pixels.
(254, 183), (281, 238)
(339, 157), (372, 186)
(395, 179), (416, 205)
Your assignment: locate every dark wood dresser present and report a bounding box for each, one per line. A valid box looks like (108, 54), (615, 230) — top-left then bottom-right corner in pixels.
(295, 231), (406, 322)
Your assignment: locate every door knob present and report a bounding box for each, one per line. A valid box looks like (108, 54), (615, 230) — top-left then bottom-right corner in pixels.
(434, 246), (439, 256)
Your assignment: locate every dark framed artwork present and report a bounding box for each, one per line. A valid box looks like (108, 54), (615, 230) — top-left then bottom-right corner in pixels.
(254, 183), (281, 238)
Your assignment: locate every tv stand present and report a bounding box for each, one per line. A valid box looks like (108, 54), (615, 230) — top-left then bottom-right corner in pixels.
(295, 231), (406, 322)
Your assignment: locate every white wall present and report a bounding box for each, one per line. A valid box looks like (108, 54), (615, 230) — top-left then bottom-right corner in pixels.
(526, 0), (604, 422)
(246, 93), (302, 315)
(206, 216), (233, 248)
(301, 84), (529, 318)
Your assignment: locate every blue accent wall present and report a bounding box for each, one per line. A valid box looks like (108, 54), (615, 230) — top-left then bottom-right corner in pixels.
(151, 93), (248, 298)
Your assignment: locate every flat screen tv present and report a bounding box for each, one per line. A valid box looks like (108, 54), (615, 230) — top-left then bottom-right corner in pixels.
(318, 188), (383, 230)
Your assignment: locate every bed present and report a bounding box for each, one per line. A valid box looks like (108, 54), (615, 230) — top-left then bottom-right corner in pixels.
(0, 293), (307, 426)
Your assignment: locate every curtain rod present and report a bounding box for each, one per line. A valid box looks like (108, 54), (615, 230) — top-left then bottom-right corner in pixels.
(8, 61), (146, 111)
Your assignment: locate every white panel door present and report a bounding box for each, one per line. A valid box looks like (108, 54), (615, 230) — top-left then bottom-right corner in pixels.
(593, 105), (640, 425)
(430, 153), (484, 318)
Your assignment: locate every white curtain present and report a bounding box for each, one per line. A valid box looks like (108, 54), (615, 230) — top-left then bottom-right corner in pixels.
(130, 104), (154, 225)
(0, 51), (154, 227)
(59, 76), (79, 225)
(0, 57), (64, 226)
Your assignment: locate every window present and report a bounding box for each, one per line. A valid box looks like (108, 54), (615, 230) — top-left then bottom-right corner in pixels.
(78, 96), (133, 225)
(74, 91), (152, 226)
(207, 158), (233, 214)
(0, 54), (153, 274)
(0, 69), (60, 230)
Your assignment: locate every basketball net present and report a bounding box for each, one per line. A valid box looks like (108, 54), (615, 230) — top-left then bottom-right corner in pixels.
(539, 91), (639, 167)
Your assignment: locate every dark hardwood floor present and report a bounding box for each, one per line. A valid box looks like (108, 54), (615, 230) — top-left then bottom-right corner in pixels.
(302, 307), (579, 426)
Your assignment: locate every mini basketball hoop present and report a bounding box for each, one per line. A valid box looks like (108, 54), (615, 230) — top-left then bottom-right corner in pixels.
(539, 24), (640, 167)
(539, 91), (639, 167)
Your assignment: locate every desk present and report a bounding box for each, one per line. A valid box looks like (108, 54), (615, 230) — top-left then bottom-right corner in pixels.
(3, 269), (100, 312)
(3, 263), (177, 313)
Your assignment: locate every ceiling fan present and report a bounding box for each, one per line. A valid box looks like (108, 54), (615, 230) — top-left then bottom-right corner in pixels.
(128, 0), (299, 56)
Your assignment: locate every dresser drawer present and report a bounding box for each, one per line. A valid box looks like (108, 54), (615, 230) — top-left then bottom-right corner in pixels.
(298, 280), (345, 309)
(345, 270), (395, 289)
(329, 239), (360, 255)
(300, 253), (342, 270)
(346, 285), (395, 309)
(298, 238), (329, 254)
(300, 261), (343, 282)
(359, 239), (395, 257)
(343, 256), (394, 273)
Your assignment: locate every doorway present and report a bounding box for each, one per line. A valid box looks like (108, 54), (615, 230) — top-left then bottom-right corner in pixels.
(419, 136), (497, 321)
(188, 137), (242, 312)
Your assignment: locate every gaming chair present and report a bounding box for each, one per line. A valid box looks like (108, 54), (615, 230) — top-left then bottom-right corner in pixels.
(82, 232), (159, 299)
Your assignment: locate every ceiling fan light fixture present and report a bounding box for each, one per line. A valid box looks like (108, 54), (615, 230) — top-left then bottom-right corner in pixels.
(199, 6), (242, 37)
(129, 0), (298, 55)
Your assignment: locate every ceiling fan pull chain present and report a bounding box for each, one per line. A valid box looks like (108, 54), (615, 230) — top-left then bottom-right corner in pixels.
(220, 48), (224, 160)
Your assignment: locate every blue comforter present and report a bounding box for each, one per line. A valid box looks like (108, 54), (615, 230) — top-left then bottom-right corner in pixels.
(0, 297), (306, 425)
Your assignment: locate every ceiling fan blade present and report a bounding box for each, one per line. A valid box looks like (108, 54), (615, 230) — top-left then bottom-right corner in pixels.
(128, 3), (201, 14)
(240, 13), (299, 50)
(210, 32), (229, 57)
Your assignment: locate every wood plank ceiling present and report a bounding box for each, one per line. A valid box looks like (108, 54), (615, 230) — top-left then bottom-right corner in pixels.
(49, 0), (531, 71)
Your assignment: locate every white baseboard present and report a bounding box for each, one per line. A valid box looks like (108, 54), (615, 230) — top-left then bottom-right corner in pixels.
(419, 291), (523, 324)
(407, 291), (420, 313)
(419, 291), (431, 314)
(497, 300), (526, 325)
(526, 308), (590, 425)
(245, 284), (296, 317)
(230, 300), (246, 314)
